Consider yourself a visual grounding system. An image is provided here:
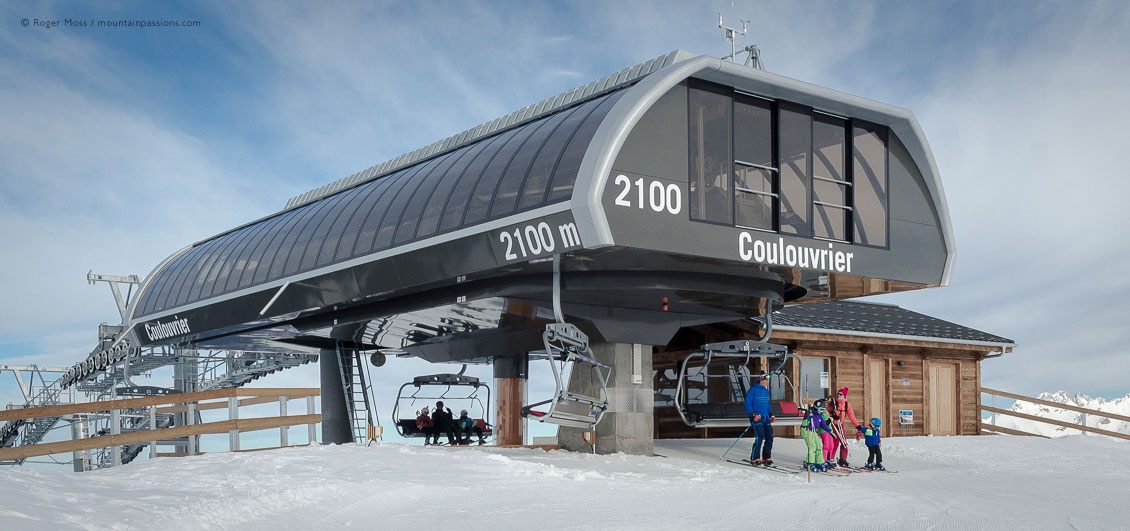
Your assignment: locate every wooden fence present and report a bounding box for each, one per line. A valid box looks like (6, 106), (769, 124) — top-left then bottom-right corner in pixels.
(980, 387), (1130, 442)
(0, 388), (320, 462)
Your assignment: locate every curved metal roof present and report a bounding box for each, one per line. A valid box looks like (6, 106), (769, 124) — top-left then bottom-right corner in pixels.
(135, 88), (626, 318)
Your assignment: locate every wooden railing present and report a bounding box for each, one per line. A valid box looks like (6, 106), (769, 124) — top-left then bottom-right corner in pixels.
(0, 388), (320, 462)
(980, 387), (1130, 442)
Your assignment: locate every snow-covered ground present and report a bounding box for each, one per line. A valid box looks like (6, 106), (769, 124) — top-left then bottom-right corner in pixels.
(992, 391), (1130, 438)
(2, 434), (1128, 530)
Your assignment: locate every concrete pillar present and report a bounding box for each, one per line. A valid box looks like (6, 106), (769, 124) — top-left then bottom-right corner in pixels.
(494, 354), (528, 446)
(320, 347), (353, 444)
(559, 342), (653, 455)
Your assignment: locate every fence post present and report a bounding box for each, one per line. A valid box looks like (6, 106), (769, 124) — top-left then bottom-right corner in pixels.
(187, 402), (197, 456)
(111, 408), (121, 467)
(279, 396), (289, 447)
(229, 396), (240, 451)
(149, 406), (158, 458)
(991, 394), (997, 426)
(1080, 411), (1087, 436)
(307, 396), (317, 444)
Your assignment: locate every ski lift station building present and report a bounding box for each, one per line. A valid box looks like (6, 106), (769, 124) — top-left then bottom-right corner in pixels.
(73, 50), (1013, 454)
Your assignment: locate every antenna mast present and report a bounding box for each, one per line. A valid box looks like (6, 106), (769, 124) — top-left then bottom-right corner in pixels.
(716, 5), (765, 70)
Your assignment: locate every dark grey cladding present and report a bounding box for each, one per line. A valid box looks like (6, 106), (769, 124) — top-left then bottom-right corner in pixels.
(134, 89), (626, 318)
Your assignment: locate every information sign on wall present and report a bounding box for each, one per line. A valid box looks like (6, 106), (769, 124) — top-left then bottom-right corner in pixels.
(899, 410), (914, 425)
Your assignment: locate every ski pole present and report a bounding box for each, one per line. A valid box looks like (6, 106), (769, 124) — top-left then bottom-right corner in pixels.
(719, 423), (753, 461)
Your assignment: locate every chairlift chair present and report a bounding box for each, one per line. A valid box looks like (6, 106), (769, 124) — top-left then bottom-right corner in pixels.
(674, 339), (805, 428)
(521, 322), (611, 430)
(392, 372), (493, 442)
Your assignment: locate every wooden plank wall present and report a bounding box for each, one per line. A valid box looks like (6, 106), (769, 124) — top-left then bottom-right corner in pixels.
(652, 325), (993, 439)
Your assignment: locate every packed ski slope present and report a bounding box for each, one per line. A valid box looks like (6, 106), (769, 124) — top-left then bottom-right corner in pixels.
(2, 435), (1128, 530)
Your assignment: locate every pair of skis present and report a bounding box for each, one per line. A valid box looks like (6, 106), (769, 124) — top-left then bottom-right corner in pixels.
(723, 458), (800, 475)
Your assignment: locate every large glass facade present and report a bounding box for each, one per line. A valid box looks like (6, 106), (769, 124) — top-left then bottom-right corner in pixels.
(686, 82), (890, 247)
(733, 94), (775, 231)
(688, 81), (732, 224)
(137, 88), (626, 317)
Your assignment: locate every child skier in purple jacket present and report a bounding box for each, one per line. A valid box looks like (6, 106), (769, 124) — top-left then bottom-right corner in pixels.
(801, 401), (832, 471)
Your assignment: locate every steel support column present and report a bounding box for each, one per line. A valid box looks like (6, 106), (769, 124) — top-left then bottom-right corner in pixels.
(319, 347), (353, 444)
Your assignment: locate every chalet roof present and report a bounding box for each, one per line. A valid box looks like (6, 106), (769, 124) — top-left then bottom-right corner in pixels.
(755, 301), (1016, 348)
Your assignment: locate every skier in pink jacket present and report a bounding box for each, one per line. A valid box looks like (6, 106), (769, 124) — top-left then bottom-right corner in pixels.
(829, 387), (862, 467)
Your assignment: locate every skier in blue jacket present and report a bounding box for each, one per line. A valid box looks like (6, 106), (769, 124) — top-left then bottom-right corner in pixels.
(858, 417), (885, 470)
(743, 371), (774, 465)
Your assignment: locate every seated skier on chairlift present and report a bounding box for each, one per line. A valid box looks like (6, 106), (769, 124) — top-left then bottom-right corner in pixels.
(456, 409), (485, 445)
(416, 407), (437, 445)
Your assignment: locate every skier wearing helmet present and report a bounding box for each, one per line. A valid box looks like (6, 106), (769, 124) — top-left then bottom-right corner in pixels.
(801, 401), (832, 471)
(415, 406), (436, 445)
(743, 371), (775, 465)
(456, 409), (484, 445)
(815, 399), (838, 468)
(858, 417), (885, 470)
(829, 387), (862, 467)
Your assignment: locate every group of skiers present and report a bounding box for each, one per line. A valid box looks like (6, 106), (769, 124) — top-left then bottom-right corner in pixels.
(744, 373), (885, 471)
(414, 400), (486, 445)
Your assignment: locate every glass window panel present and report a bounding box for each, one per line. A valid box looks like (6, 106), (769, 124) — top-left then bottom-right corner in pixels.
(547, 90), (625, 202)
(852, 121), (888, 247)
(813, 179), (847, 206)
(297, 185), (369, 272)
(335, 171), (405, 261)
(394, 150), (463, 245)
(463, 122), (540, 226)
(813, 113), (846, 182)
(236, 209), (302, 290)
(438, 130), (516, 232)
(489, 109), (575, 220)
(736, 191), (774, 231)
(688, 81), (732, 224)
(735, 166), (773, 194)
(312, 183), (373, 268)
(280, 190), (353, 278)
(814, 204), (848, 241)
(799, 358), (831, 401)
(734, 96), (773, 166)
(517, 98), (602, 211)
(778, 102), (811, 236)
(417, 141), (490, 239)
(372, 156), (447, 251)
(353, 163), (431, 257)
(218, 211), (283, 295)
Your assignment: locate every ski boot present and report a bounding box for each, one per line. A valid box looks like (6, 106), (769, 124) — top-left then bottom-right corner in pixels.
(825, 461), (837, 469)
(838, 458), (850, 467)
(863, 463), (874, 470)
(751, 459), (763, 466)
(762, 458), (773, 466)
(874, 464), (885, 471)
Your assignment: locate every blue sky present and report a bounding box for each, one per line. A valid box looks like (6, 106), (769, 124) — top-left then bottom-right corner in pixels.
(3, 1), (1130, 448)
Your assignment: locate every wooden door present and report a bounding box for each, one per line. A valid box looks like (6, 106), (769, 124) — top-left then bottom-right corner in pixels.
(928, 363), (957, 436)
(866, 359), (887, 436)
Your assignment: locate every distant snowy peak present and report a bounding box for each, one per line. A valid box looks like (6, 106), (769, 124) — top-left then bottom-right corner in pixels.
(989, 390), (1130, 438)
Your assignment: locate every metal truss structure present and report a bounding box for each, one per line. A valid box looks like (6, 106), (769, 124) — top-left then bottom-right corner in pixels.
(1, 273), (316, 471)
